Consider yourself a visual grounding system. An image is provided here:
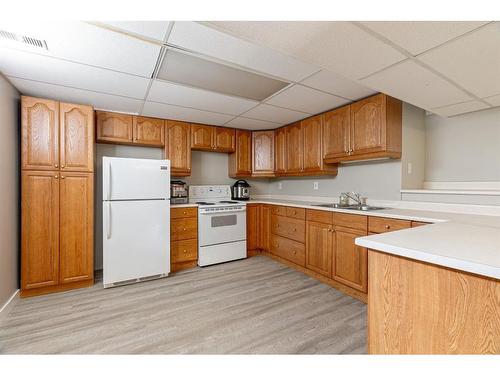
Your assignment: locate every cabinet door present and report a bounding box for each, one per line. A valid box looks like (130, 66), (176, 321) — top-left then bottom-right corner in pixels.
(60, 102), (94, 172)
(247, 204), (259, 251)
(59, 172), (94, 284)
(285, 122), (303, 174)
(229, 130), (252, 177)
(215, 127), (235, 152)
(21, 96), (59, 171)
(333, 227), (368, 292)
(96, 111), (133, 144)
(258, 205), (271, 251)
(306, 221), (333, 277)
(21, 171), (59, 290)
(165, 120), (191, 176)
(252, 131), (275, 176)
(350, 94), (384, 155)
(274, 127), (287, 175)
(323, 105), (350, 160)
(302, 115), (323, 173)
(191, 124), (214, 151)
(134, 116), (165, 147)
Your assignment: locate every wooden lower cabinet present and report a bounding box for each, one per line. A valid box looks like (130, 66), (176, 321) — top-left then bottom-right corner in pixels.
(271, 235), (305, 267)
(258, 205), (271, 251)
(170, 207), (198, 272)
(246, 204), (259, 253)
(306, 220), (333, 277)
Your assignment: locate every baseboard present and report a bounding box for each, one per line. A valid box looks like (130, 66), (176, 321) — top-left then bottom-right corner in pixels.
(0, 289), (19, 321)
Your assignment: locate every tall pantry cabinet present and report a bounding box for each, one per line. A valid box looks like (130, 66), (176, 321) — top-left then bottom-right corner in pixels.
(21, 96), (94, 297)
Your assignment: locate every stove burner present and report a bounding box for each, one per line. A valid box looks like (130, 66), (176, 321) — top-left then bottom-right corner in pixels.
(219, 200), (238, 204)
(196, 201), (215, 205)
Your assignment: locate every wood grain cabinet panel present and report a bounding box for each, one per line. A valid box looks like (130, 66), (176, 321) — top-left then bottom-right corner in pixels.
(214, 127), (235, 152)
(171, 207), (198, 219)
(271, 205), (287, 216)
(59, 173), (94, 284)
(411, 221), (430, 227)
(21, 171), (60, 290)
(95, 111), (133, 144)
(252, 131), (275, 177)
(258, 205), (271, 251)
(133, 116), (164, 147)
(271, 235), (306, 267)
(191, 124), (214, 151)
(369, 216), (411, 234)
(228, 129), (252, 177)
(323, 105), (350, 160)
(306, 221), (333, 277)
(271, 215), (305, 243)
(274, 127), (287, 175)
(171, 239), (198, 263)
(165, 120), (191, 176)
(285, 122), (303, 174)
(306, 209), (333, 224)
(246, 204), (260, 251)
(286, 207), (305, 220)
(302, 115), (324, 173)
(171, 217), (198, 241)
(21, 96), (59, 171)
(59, 102), (94, 172)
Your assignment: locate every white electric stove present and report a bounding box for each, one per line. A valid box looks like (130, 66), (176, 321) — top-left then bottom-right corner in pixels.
(189, 185), (247, 266)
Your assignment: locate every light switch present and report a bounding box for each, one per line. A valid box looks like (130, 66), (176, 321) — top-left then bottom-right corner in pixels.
(313, 182), (319, 190)
(407, 162), (413, 175)
(278, 182), (282, 190)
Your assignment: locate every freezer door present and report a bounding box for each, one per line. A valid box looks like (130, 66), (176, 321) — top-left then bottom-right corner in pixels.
(103, 157), (170, 201)
(103, 200), (170, 286)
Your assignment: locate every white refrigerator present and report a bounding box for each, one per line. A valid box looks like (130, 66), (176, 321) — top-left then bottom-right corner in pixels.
(102, 157), (170, 288)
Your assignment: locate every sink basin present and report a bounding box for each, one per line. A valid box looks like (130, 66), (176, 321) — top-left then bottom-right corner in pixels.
(313, 203), (345, 208)
(313, 203), (386, 211)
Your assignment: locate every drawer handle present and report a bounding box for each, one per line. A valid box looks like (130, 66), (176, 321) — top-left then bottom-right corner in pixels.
(54, 164), (58, 168)
(274, 243), (279, 248)
(292, 250), (297, 255)
(385, 225), (391, 229)
(183, 211), (187, 215)
(183, 228), (187, 231)
(183, 250), (187, 253)
(292, 228), (297, 232)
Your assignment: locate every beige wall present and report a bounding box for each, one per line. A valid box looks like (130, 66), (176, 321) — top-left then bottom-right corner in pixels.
(401, 103), (426, 189)
(0, 74), (20, 309)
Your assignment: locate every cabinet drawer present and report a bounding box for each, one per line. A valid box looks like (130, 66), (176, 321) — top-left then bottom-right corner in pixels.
(369, 216), (411, 233)
(171, 207), (197, 219)
(271, 235), (305, 267)
(411, 221), (430, 228)
(306, 209), (333, 224)
(171, 217), (198, 241)
(271, 215), (305, 243)
(271, 205), (287, 216)
(286, 207), (305, 220)
(334, 212), (367, 231)
(171, 239), (198, 263)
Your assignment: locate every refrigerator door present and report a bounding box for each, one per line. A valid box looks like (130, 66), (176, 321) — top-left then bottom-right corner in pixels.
(103, 157), (170, 201)
(103, 199), (170, 286)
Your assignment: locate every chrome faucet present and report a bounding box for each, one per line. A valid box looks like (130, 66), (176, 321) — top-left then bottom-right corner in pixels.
(340, 192), (363, 206)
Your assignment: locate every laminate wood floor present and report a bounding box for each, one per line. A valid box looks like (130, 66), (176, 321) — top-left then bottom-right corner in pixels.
(0, 256), (367, 354)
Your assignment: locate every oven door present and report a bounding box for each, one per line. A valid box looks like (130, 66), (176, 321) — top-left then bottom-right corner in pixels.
(199, 208), (246, 247)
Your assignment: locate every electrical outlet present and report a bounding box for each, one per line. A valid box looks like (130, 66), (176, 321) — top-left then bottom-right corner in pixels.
(313, 181), (319, 190)
(278, 182), (282, 190)
(407, 162), (413, 175)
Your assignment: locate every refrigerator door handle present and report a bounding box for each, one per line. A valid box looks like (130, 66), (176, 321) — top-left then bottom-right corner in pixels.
(107, 163), (112, 201)
(106, 202), (112, 239)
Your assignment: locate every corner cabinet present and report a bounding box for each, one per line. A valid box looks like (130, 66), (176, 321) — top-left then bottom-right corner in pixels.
(165, 120), (191, 177)
(229, 129), (252, 178)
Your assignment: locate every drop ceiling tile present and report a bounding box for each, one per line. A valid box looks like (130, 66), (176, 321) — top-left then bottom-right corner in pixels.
(266, 85), (350, 114)
(430, 100), (490, 117)
(361, 21), (489, 55)
(209, 21), (406, 79)
(241, 104), (309, 124)
(0, 48), (150, 99)
(142, 101), (234, 125)
(418, 23), (500, 98)
(8, 76), (143, 113)
(225, 117), (281, 130)
(1, 21), (162, 77)
(168, 22), (320, 82)
(147, 80), (258, 116)
(483, 94), (500, 106)
(100, 21), (172, 41)
(300, 70), (377, 100)
(361, 60), (472, 109)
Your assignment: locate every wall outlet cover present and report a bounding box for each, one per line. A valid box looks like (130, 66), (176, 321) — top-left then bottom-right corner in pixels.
(278, 182), (282, 190)
(313, 181), (319, 190)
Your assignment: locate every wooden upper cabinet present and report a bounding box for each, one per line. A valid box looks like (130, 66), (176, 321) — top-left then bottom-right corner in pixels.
(252, 131), (275, 177)
(21, 170), (60, 290)
(323, 105), (350, 160)
(306, 220), (333, 278)
(165, 120), (191, 176)
(229, 129), (252, 177)
(350, 94), (384, 155)
(214, 127), (235, 152)
(302, 115), (337, 175)
(95, 111), (133, 144)
(274, 127), (287, 176)
(59, 172), (94, 284)
(285, 122), (303, 174)
(191, 124), (214, 151)
(133, 116), (165, 147)
(59, 102), (94, 172)
(21, 96), (59, 171)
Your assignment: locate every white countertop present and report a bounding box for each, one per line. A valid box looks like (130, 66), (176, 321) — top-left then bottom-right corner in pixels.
(170, 203), (198, 208)
(249, 198), (500, 280)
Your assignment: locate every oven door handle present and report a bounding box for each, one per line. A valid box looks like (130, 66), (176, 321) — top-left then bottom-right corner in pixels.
(199, 209), (246, 215)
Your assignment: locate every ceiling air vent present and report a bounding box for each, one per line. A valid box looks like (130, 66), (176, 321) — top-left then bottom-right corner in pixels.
(0, 30), (48, 50)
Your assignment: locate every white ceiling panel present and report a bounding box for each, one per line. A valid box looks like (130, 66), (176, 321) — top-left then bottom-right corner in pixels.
(142, 101), (234, 125)
(418, 23), (500, 98)
(361, 60), (472, 109)
(168, 22), (320, 82)
(300, 70), (377, 100)
(361, 21), (489, 55)
(225, 116), (281, 130)
(0, 21), (162, 77)
(209, 21), (406, 79)
(266, 84), (350, 114)
(0, 47), (150, 99)
(8, 76), (144, 113)
(99, 21), (171, 41)
(430, 100), (490, 117)
(148, 80), (258, 115)
(483, 94), (500, 107)
(242, 104), (309, 124)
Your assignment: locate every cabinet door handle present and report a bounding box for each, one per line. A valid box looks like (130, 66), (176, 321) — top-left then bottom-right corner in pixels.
(385, 225), (391, 229)
(61, 175), (65, 179)
(183, 250), (187, 253)
(183, 228), (187, 231)
(61, 165), (65, 169)
(54, 175), (59, 179)
(292, 250), (297, 255)
(54, 164), (58, 168)
(183, 211), (187, 215)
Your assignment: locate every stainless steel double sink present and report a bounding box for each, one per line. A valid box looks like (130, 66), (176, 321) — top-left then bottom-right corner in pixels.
(313, 203), (386, 211)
